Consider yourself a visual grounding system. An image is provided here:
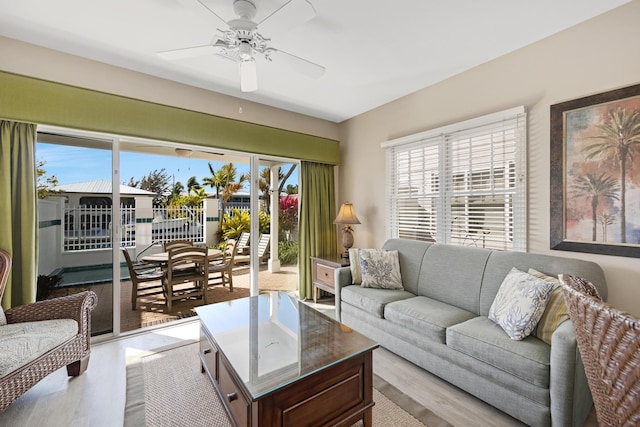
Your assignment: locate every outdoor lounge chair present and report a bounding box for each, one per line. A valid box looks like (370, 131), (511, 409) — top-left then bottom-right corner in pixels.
(0, 248), (97, 412)
(236, 232), (250, 255)
(234, 234), (269, 265)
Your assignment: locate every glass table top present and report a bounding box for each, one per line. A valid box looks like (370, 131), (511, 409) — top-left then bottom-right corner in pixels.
(195, 292), (378, 398)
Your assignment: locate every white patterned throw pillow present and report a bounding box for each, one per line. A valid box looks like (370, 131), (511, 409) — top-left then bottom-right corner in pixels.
(359, 249), (403, 290)
(488, 267), (554, 340)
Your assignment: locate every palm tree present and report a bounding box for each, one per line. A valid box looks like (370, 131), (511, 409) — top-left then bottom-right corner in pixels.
(582, 107), (640, 243)
(202, 162), (225, 199)
(186, 176), (201, 193)
(570, 172), (619, 241)
(202, 162), (248, 215)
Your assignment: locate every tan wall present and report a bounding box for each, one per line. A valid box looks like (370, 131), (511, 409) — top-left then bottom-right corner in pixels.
(0, 36), (339, 141)
(338, 1), (640, 316)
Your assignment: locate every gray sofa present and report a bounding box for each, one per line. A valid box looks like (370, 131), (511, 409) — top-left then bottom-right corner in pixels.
(335, 239), (607, 427)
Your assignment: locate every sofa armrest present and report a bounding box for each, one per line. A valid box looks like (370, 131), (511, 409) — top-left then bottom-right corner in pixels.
(5, 291), (98, 333)
(549, 320), (592, 427)
(334, 267), (353, 322)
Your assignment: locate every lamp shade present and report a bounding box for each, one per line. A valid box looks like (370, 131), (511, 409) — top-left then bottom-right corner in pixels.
(334, 202), (361, 225)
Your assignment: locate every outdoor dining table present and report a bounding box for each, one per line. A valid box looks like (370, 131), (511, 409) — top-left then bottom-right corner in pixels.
(141, 248), (222, 265)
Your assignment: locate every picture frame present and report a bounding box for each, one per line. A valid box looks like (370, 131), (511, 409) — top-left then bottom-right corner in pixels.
(550, 83), (640, 258)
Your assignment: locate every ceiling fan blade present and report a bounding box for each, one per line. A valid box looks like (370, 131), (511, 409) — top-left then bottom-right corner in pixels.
(257, 0), (316, 35)
(158, 40), (226, 60)
(196, 0), (228, 27)
(267, 49), (325, 79)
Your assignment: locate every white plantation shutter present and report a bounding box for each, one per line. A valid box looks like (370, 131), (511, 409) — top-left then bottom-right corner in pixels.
(383, 107), (527, 251)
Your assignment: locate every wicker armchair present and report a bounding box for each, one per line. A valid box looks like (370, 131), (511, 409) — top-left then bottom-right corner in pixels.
(559, 274), (640, 427)
(0, 249), (98, 412)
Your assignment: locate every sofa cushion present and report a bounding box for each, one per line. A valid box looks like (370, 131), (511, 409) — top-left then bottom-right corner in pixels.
(418, 244), (490, 314)
(0, 318), (78, 377)
(488, 268), (553, 340)
(385, 296), (477, 343)
(0, 307), (6, 326)
(447, 316), (551, 388)
(381, 239), (432, 295)
(528, 269), (570, 345)
(359, 249), (403, 289)
(341, 285), (414, 318)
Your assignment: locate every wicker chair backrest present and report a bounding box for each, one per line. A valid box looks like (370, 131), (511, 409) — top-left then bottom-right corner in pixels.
(0, 248), (10, 300)
(559, 274), (640, 427)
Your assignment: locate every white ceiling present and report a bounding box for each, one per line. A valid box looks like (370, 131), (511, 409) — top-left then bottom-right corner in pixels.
(0, 0), (630, 122)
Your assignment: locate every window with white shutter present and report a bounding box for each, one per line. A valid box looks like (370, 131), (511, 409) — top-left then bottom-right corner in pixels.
(383, 107), (527, 251)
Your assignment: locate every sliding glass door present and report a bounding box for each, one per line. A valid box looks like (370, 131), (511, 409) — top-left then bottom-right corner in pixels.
(35, 125), (301, 337)
(36, 132), (115, 336)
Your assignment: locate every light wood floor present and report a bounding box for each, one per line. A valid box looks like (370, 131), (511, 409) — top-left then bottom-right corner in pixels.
(0, 299), (598, 427)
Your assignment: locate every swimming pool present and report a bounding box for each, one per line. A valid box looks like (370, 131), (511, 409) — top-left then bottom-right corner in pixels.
(52, 263), (131, 287)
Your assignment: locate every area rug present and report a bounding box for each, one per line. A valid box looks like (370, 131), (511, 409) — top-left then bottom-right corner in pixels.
(125, 342), (441, 427)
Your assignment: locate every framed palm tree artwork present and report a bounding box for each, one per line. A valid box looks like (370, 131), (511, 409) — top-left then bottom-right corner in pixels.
(550, 83), (640, 258)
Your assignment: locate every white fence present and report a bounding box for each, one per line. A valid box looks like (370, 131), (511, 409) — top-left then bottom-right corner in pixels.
(63, 204), (205, 251)
(151, 205), (204, 244)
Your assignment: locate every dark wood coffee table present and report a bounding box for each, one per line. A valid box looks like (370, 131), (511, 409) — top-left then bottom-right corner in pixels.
(195, 292), (378, 427)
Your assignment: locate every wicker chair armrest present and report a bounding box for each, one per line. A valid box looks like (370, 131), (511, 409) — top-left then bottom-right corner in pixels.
(5, 291), (98, 326)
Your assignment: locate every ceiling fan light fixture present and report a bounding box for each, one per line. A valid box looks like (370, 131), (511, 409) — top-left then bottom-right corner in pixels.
(239, 58), (258, 92)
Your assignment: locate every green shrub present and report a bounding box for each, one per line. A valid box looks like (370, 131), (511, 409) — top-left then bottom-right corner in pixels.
(278, 241), (298, 265)
(221, 208), (250, 240)
(259, 211), (270, 235)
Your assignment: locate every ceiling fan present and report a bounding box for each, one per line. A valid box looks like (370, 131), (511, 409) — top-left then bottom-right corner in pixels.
(158, 0), (325, 92)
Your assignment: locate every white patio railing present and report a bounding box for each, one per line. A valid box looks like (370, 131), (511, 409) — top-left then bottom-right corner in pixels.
(63, 204), (205, 251)
(151, 205), (204, 244)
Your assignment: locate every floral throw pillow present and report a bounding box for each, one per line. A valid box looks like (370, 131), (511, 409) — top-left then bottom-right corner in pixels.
(359, 249), (403, 290)
(488, 267), (554, 340)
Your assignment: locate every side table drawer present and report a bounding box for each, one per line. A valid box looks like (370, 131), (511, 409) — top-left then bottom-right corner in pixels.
(219, 359), (250, 427)
(314, 263), (336, 287)
(200, 335), (218, 380)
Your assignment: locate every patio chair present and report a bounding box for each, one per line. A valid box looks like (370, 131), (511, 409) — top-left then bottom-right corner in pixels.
(209, 239), (237, 291)
(121, 248), (164, 310)
(234, 234), (270, 265)
(0, 248), (97, 412)
(162, 239), (194, 251)
(164, 246), (208, 311)
(559, 274), (640, 427)
(236, 232), (250, 255)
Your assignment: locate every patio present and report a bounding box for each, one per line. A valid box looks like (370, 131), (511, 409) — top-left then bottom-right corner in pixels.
(52, 264), (300, 335)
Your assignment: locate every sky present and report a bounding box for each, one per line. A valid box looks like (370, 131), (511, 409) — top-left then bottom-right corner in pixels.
(36, 142), (298, 193)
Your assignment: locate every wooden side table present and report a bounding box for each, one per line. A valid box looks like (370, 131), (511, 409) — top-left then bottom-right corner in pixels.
(310, 256), (350, 303)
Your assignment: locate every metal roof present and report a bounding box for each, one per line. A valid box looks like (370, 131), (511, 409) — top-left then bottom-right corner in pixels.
(54, 180), (155, 196)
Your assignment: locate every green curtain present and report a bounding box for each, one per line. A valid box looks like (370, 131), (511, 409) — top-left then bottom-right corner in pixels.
(0, 121), (38, 308)
(298, 161), (337, 300)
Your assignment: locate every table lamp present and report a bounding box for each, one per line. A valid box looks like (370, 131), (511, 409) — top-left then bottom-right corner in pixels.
(334, 202), (361, 258)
